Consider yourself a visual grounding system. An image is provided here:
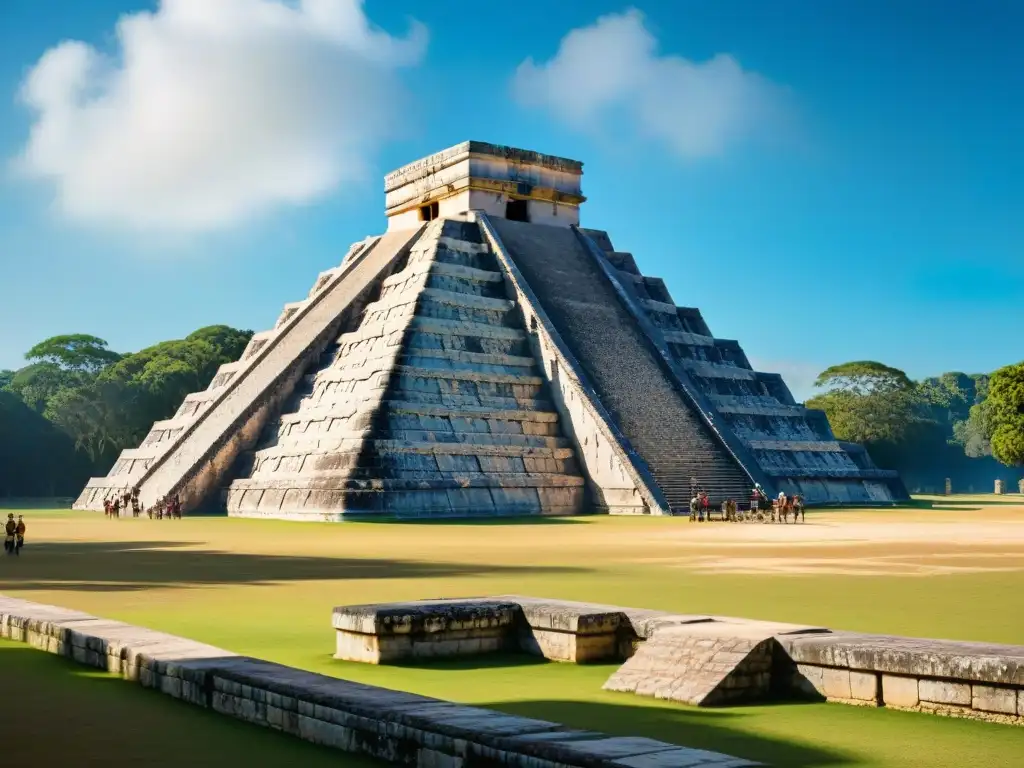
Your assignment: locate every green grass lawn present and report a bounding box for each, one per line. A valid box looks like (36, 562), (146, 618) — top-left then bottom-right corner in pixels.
(1, 499), (1022, 767)
(0, 638), (381, 767)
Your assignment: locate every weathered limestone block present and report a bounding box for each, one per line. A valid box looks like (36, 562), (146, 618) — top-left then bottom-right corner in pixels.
(919, 679), (971, 707)
(501, 595), (623, 663)
(332, 599), (520, 663)
(882, 675), (919, 709)
(972, 684), (1017, 715)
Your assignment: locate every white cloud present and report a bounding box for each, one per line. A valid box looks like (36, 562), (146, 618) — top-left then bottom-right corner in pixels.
(749, 358), (823, 403)
(14, 0), (427, 232)
(512, 9), (786, 158)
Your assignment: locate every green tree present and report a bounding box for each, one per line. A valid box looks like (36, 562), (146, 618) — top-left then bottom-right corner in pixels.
(806, 361), (925, 445)
(986, 362), (1024, 466)
(952, 400), (994, 458)
(0, 369), (13, 389)
(0, 390), (91, 497)
(6, 362), (79, 413)
(25, 333), (122, 372)
(43, 325), (252, 462)
(6, 334), (121, 414)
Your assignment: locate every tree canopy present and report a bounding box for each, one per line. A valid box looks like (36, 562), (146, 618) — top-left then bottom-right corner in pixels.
(986, 362), (1024, 466)
(0, 390), (91, 497)
(807, 360), (1018, 491)
(1, 325), (252, 496)
(806, 361), (923, 445)
(814, 361), (915, 395)
(25, 334), (122, 372)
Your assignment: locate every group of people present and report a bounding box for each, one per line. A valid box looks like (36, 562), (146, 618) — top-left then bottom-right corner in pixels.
(103, 488), (182, 520)
(687, 484), (806, 523)
(4, 514), (26, 556)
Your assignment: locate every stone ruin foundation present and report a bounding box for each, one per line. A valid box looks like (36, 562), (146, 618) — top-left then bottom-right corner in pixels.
(333, 596), (1024, 726)
(0, 594), (760, 768)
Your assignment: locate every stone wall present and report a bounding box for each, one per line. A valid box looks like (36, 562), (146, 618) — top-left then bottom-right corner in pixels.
(0, 594), (758, 768)
(778, 632), (1024, 725)
(334, 596), (1024, 727)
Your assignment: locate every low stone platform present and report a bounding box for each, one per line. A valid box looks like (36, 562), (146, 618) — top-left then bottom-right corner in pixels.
(778, 631), (1024, 724)
(333, 595), (714, 664)
(0, 595), (758, 768)
(333, 596), (1024, 725)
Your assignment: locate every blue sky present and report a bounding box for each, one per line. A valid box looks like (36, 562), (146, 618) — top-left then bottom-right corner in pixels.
(0, 0), (1021, 400)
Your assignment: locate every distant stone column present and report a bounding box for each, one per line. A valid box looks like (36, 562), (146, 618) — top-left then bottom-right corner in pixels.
(1019, 478), (1024, 495)
(944, 478), (952, 496)
(994, 479), (1004, 495)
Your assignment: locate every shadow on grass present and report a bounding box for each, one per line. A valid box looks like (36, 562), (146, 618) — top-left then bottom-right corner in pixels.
(387, 652), (550, 671)
(0, 497), (74, 510)
(0, 540), (583, 592)
(2, 640), (846, 768)
(484, 698), (849, 767)
(904, 497), (1024, 509)
(0, 644), (383, 767)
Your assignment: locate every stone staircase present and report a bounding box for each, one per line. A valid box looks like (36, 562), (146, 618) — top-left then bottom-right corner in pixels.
(225, 218), (587, 519)
(492, 218), (752, 509)
(578, 230), (905, 506)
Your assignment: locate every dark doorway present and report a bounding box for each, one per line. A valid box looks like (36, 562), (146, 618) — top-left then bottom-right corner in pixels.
(419, 201), (439, 221)
(505, 199), (530, 222)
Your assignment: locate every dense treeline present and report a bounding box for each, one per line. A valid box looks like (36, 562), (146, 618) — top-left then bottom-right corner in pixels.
(0, 326), (252, 497)
(805, 361), (1024, 492)
(1, 325), (1020, 498)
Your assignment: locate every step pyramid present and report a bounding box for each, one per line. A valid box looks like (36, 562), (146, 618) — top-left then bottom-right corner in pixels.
(74, 141), (906, 519)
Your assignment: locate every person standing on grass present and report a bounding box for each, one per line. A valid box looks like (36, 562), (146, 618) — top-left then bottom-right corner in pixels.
(14, 516), (25, 555)
(4, 514), (16, 555)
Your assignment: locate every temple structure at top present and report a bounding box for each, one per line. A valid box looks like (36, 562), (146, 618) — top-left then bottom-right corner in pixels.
(74, 141), (906, 520)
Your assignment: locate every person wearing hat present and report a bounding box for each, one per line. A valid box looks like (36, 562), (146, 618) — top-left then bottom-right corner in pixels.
(4, 514), (15, 555)
(14, 516), (25, 555)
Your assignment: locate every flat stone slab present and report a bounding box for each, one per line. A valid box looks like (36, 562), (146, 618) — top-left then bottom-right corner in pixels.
(332, 598), (520, 636)
(778, 632), (1024, 687)
(495, 594), (626, 635)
